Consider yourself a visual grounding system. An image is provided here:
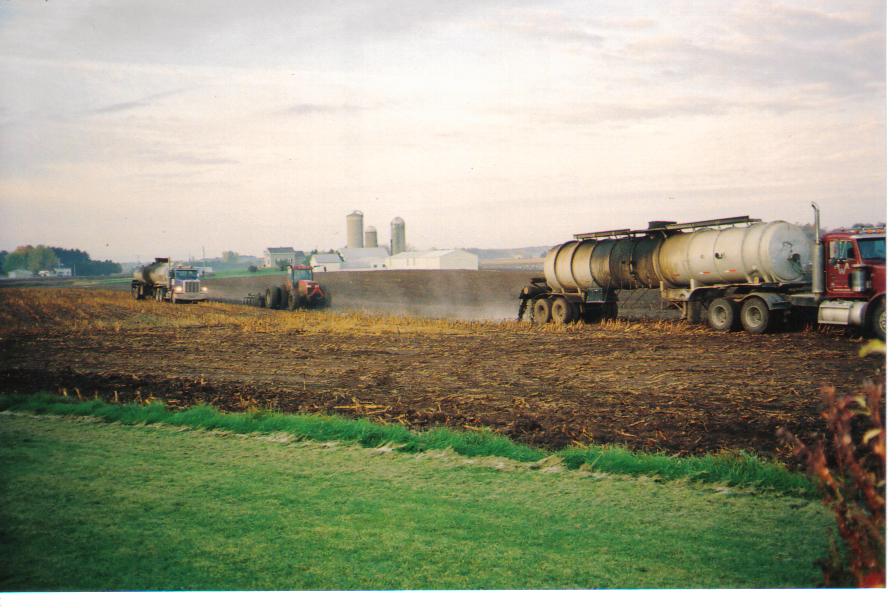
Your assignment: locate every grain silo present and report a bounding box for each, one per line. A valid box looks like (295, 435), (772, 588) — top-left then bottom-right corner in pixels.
(346, 211), (364, 249)
(364, 225), (378, 248)
(390, 217), (406, 255)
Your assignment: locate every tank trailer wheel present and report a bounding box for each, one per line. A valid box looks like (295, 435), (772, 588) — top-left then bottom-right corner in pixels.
(551, 297), (578, 324)
(740, 297), (772, 334)
(533, 298), (552, 325)
(870, 297), (886, 341)
(132, 285), (141, 300)
(706, 298), (740, 332)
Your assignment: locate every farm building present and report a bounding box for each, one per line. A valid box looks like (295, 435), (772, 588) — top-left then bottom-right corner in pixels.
(6, 269), (34, 279)
(337, 246), (390, 270)
(263, 247), (299, 268)
(310, 253), (342, 272)
(386, 249), (479, 270)
(53, 267), (73, 277)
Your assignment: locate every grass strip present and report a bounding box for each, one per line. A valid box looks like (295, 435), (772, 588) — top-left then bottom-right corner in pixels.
(0, 392), (815, 495)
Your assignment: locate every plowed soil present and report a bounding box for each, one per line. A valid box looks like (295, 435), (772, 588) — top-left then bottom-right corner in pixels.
(0, 285), (883, 461)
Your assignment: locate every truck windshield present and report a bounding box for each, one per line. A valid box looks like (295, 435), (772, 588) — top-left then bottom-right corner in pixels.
(174, 269), (199, 280)
(294, 269), (313, 281)
(857, 238), (885, 261)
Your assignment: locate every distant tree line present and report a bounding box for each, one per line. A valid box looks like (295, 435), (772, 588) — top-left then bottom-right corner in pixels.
(2, 245), (122, 276)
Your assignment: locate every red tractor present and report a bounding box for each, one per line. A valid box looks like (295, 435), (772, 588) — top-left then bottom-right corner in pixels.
(262, 265), (330, 310)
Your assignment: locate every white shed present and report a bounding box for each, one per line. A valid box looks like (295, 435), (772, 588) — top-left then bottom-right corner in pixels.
(386, 249), (479, 270)
(310, 253), (343, 272)
(7, 269), (34, 279)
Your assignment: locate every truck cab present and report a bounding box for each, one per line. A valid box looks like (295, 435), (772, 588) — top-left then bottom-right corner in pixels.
(823, 229), (886, 299)
(167, 266), (209, 303)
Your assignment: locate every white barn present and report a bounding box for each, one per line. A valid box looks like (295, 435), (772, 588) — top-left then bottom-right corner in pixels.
(310, 253), (343, 272)
(386, 249), (479, 270)
(338, 247), (390, 270)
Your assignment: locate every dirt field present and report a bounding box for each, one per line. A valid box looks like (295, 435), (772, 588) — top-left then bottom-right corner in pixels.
(0, 286), (882, 462)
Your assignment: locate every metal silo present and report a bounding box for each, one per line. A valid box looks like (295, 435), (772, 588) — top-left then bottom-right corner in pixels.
(347, 211), (364, 249)
(364, 226), (378, 248)
(390, 217), (406, 255)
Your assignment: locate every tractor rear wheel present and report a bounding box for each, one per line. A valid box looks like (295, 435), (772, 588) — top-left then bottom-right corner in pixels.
(287, 289), (298, 310)
(707, 298), (740, 332)
(533, 298), (552, 325)
(264, 287), (276, 309)
(740, 297), (772, 334)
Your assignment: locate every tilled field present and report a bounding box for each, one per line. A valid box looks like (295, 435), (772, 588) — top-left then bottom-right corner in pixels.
(0, 288), (883, 461)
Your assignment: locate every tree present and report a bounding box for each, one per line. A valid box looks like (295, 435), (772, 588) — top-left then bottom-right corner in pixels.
(50, 247), (121, 276)
(3, 245), (59, 273)
(222, 251), (239, 264)
(0, 250), (7, 274)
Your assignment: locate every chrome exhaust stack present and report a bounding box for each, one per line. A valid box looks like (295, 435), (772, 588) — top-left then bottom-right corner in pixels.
(810, 202), (824, 299)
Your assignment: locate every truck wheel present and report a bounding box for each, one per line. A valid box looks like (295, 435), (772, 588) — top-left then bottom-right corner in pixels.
(551, 297), (578, 324)
(740, 297), (771, 334)
(533, 298), (552, 325)
(707, 298), (740, 332)
(870, 297), (885, 340)
(132, 285), (141, 300)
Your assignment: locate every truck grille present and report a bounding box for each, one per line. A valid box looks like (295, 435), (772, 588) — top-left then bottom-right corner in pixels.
(185, 281), (200, 293)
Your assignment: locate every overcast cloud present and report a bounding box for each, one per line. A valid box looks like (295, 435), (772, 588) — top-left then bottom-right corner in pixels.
(0, 0), (885, 261)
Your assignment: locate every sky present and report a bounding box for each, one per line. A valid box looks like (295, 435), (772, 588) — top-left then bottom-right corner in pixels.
(0, 0), (886, 262)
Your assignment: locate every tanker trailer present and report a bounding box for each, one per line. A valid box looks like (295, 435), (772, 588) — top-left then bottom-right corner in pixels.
(519, 205), (886, 338)
(131, 258), (209, 303)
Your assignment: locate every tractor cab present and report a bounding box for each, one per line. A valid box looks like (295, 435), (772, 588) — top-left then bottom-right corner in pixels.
(288, 264), (314, 284)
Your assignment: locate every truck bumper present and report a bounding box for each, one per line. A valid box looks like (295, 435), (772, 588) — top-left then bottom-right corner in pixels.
(172, 293), (207, 303)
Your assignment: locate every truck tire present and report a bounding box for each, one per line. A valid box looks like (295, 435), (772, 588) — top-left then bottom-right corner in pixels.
(707, 298), (740, 332)
(740, 297), (772, 334)
(870, 297), (885, 340)
(533, 298), (552, 325)
(132, 285), (141, 300)
(551, 297), (578, 324)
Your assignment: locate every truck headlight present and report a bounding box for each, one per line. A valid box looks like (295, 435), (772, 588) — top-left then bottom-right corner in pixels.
(174, 286), (184, 293)
(201, 286), (208, 292)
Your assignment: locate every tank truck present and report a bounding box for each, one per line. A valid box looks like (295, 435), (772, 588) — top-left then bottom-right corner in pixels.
(518, 204), (886, 339)
(131, 258), (209, 303)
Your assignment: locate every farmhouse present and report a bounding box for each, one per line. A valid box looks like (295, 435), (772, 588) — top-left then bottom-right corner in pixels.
(386, 249), (479, 270)
(263, 247), (298, 268)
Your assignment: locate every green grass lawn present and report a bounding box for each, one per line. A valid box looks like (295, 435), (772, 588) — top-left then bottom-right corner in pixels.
(0, 411), (831, 590)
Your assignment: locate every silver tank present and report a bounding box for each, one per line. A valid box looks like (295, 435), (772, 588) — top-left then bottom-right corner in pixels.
(544, 221), (811, 291)
(133, 259), (170, 285)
